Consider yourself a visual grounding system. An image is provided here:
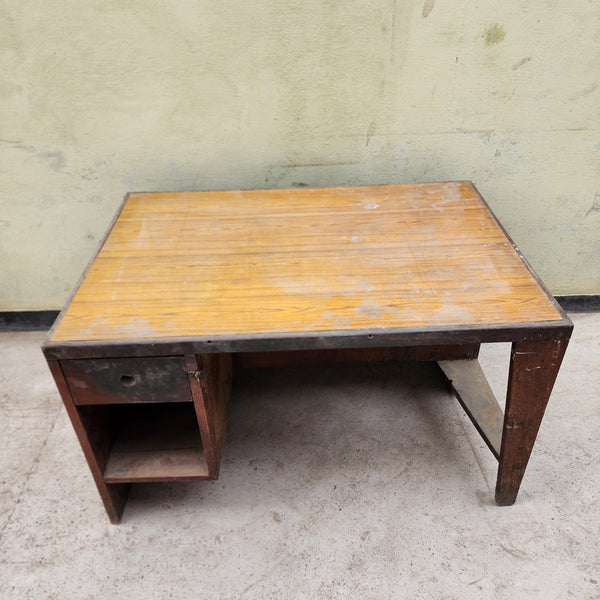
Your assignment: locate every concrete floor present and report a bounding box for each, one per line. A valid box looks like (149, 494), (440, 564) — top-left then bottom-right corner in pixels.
(0, 313), (598, 599)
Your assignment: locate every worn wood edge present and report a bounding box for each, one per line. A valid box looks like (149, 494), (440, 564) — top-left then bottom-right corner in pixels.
(438, 359), (504, 460)
(104, 474), (209, 484)
(42, 320), (573, 360)
(103, 447), (210, 483)
(7, 294), (593, 335)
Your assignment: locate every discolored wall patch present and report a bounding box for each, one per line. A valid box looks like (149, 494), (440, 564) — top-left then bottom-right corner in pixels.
(484, 23), (506, 46)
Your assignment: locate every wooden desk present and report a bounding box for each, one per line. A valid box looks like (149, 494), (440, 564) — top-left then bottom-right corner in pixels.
(43, 182), (572, 523)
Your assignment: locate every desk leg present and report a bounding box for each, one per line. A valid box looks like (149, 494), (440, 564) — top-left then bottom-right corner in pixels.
(187, 353), (232, 478)
(495, 339), (569, 505)
(46, 360), (129, 523)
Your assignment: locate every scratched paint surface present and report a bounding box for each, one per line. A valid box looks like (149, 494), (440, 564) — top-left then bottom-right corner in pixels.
(50, 182), (563, 342)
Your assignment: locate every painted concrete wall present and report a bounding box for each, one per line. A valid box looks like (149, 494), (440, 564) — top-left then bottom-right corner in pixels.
(1, 1), (598, 310)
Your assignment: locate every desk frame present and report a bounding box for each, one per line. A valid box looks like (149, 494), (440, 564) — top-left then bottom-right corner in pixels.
(43, 183), (573, 523)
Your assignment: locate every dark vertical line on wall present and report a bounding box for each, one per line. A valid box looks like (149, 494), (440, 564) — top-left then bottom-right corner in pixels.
(390, 0), (397, 61)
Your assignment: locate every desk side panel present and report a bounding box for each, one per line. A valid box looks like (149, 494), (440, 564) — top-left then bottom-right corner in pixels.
(45, 359), (129, 523)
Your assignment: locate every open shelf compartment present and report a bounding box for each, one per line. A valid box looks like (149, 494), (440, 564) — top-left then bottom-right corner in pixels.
(101, 402), (209, 483)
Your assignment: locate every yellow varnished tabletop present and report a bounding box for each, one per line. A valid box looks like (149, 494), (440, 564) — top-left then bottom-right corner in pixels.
(50, 182), (564, 343)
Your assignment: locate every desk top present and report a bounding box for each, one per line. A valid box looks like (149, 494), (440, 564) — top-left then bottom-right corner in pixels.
(49, 182), (567, 347)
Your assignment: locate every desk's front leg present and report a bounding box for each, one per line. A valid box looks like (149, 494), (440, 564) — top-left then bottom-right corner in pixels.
(187, 353), (232, 478)
(495, 338), (569, 505)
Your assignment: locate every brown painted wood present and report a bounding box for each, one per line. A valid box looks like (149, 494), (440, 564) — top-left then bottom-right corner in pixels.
(201, 353), (232, 477)
(185, 354), (214, 476)
(438, 359), (504, 459)
(49, 182), (564, 345)
(103, 403), (209, 482)
(62, 356), (192, 405)
(47, 360), (129, 523)
(234, 344), (479, 369)
(495, 338), (570, 505)
(42, 320), (572, 360)
(186, 353), (232, 477)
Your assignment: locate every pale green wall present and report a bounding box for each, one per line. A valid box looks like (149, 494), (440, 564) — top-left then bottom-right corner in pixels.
(1, 1), (598, 310)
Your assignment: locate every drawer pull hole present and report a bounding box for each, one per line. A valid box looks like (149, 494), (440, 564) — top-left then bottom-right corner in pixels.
(120, 374), (137, 387)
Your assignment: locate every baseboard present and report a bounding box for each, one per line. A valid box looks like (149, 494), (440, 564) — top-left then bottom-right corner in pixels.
(0, 310), (60, 332)
(554, 295), (600, 313)
(1, 297), (598, 332)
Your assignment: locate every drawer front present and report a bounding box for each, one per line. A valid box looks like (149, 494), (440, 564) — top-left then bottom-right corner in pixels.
(62, 357), (192, 405)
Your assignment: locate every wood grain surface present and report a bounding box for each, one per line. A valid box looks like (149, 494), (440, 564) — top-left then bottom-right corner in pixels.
(50, 182), (563, 343)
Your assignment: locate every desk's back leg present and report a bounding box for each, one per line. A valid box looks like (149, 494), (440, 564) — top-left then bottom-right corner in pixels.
(495, 338), (570, 505)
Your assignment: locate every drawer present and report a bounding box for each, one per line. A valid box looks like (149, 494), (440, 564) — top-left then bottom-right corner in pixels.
(62, 356), (192, 405)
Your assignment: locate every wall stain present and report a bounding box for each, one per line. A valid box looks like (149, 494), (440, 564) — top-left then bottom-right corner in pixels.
(512, 57), (531, 70)
(366, 121), (376, 147)
(422, 0), (435, 18)
(569, 83), (598, 102)
(0, 139), (36, 153)
(39, 151), (66, 172)
(483, 24), (505, 46)
(585, 193), (600, 217)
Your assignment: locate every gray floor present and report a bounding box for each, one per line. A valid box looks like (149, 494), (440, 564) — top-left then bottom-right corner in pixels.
(0, 313), (598, 599)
